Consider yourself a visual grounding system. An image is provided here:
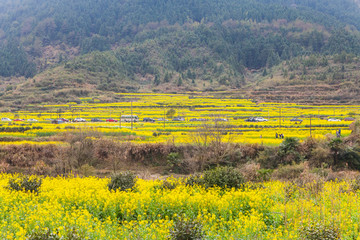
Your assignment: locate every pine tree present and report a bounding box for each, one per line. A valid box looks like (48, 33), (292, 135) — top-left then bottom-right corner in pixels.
(177, 76), (183, 86)
(154, 74), (160, 86)
(164, 72), (170, 83)
(266, 50), (280, 68)
(187, 69), (192, 79)
(262, 68), (267, 76)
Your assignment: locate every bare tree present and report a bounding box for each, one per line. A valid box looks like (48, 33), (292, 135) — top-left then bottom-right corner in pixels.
(95, 139), (130, 173)
(190, 117), (239, 170)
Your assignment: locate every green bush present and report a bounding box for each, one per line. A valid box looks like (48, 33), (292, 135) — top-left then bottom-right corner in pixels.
(310, 167), (329, 178)
(329, 138), (360, 170)
(351, 176), (360, 192)
(185, 174), (205, 187)
(203, 166), (244, 189)
(166, 152), (190, 174)
(27, 227), (82, 240)
(78, 164), (95, 177)
(156, 178), (180, 191)
(300, 221), (340, 240)
(167, 152), (181, 171)
(169, 217), (204, 240)
(108, 171), (136, 191)
(272, 163), (305, 180)
(256, 147), (279, 169)
(278, 137), (302, 165)
(35, 132), (56, 137)
(308, 145), (332, 168)
(7, 174), (42, 194)
(256, 169), (273, 182)
(258, 138), (303, 169)
(26, 229), (60, 240)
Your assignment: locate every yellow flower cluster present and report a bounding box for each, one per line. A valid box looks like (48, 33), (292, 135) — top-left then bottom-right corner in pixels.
(0, 174), (359, 239)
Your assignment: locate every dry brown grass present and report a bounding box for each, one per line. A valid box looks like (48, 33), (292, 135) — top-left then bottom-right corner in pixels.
(238, 162), (261, 182)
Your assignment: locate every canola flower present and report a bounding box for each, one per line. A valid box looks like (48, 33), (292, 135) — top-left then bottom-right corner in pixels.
(0, 174), (360, 239)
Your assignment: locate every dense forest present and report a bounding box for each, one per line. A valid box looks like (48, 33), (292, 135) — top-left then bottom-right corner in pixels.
(0, 0), (360, 105)
(0, 40), (36, 77)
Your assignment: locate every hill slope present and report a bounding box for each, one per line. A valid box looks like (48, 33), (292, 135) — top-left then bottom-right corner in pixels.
(0, 0), (360, 107)
(1, 0), (360, 73)
(249, 53), (360, 104)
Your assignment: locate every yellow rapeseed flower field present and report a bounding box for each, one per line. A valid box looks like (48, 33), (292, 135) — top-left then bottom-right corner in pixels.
(0, 174), (360, 239)
(0, 93), (357, 146)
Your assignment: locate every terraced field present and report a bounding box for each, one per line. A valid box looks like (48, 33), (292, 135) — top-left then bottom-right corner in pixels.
(0, 93), (357, 146)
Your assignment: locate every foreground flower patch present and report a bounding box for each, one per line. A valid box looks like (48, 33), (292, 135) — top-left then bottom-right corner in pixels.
(0, 174), (358, 239)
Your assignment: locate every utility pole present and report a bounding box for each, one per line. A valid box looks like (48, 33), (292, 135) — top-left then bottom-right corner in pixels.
(119, 112), (121, 129)
(279, 107), (282, 129)
(131, 100), (133, 130)
(310, 115), (312, 137)
(163, 107), (166, 129)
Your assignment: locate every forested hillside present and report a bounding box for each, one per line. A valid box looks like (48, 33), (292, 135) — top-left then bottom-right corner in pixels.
(0, 0), (360, 106)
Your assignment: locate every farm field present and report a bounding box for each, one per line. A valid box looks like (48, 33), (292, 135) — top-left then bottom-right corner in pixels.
(1, 174), (359, 239)
(0, 93), (357, 146)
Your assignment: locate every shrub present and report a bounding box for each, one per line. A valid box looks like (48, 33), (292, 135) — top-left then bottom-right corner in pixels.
(308, 145), (333, 168)
(68, 137), (96, 168)
(7, 174), (42, 193)
(278, 137), (303, 165)
(239, 144), (263, 161)
(27, 227), (82, 240)
(161, 180), (179, 190)
(203, 166), (244, 189)
(0, 162), (9, 173)
(329, 138), (360, 170)
(257, 137), (304, 170)
(351, 175), (360, 192)
(256, 169), (273, 182)
(127, 143), (179, 166)
(284, 182), (299, 200)
(350, 120), (360, 134)
(108, 171), (136, 191)
(156, 178), (181, 190)
(26, 229), (61, 240)
(167, 152), (181, 172)
(238, 163), (260, 182)
(301, 137), (318, 159)
(78, 164), (95, 177)
(31, 161), (53, 176)
(185, 174), (205, 187)
(341, 147), (360, 170)
(169, 217), (204, 240)
(256, 147), (279, 169)
(300, 221), (340, 240)
(166, 152), (190, 174)
(310, 167), (330, 178)
(272, 163), (305, 180)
